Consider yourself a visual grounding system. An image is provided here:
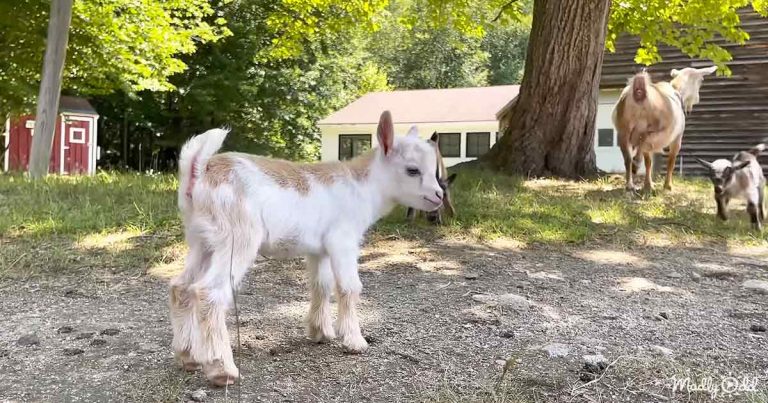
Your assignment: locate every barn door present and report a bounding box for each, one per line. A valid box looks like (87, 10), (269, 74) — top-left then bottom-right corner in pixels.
(62, 118), (90, 174)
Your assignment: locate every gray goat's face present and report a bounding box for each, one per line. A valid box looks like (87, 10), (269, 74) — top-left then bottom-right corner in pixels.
(425, 173), (457, 223)
(696, 158), (749, 195)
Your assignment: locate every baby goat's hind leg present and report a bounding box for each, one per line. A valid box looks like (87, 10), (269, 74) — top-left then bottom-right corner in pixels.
(306, 255), (335, 343)
(192, 231), (260, 387)
(169, 234), (210, 372)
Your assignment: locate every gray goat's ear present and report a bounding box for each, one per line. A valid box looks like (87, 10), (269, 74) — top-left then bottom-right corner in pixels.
(696, 158), (713, 170)
(734, 160), (751, 171)
(430, 132), (439, 142)
(446, 173), (457, 185)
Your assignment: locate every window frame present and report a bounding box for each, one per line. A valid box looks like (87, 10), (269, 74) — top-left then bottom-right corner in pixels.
(437, 132), (461, 158)
(465, 132), (491, 158)
(69, 127), (86, 144)
(597, 128), (614, 147)
(338, 134), (371, 160)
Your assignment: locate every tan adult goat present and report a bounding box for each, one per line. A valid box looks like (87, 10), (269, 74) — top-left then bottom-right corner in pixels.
(612, 66), (717, 192)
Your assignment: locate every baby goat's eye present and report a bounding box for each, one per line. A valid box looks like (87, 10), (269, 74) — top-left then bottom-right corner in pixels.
(406, 167), (421, 177)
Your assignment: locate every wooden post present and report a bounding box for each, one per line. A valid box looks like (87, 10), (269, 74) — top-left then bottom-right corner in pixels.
(28, 0), (73, 178)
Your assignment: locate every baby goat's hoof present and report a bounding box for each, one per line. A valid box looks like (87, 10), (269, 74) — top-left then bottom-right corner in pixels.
(342, 334), (369, 354)
(204, 360), (240, 387)
(308, 325), (336, 344)
(175, 350), (201, 372)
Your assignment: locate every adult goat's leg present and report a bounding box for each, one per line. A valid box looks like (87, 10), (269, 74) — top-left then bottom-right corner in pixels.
(328, 240), (367, 353)
(664, 137), (682, 190)
(643, 152), (654, 193)
(306, 254), (335, 343)
(621, 144), (636, 191)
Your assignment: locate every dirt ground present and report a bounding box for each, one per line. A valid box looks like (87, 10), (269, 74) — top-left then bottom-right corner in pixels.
(1, 237), (767, 403)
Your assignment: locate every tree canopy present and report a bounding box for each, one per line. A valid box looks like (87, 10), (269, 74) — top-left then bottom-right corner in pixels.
(3, 0), (768, 170)
(0, 0), (229, 115)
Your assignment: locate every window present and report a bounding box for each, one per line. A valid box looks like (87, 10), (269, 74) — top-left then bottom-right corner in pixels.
(26, 120), (35, 136)
(69, 127), (86, 144)
(597, 128), (614, 147)
(466, 132), (490, 158)
(338, 134), (371, 160)
(437, 133), (461, 158)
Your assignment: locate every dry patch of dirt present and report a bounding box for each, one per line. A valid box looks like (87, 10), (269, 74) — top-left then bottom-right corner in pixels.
(1, 238), (767, 402)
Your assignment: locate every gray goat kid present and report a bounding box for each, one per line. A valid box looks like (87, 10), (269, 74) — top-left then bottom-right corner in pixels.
(406, 132), (457, 225)
(697, 142), (766, 231)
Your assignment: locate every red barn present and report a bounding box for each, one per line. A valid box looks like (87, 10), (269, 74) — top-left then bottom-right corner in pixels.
(3, 96), (100, 175)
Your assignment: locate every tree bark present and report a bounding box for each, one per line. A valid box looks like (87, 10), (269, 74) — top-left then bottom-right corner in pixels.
(29, 0), (73, 178)
(480, 0), (610, 178)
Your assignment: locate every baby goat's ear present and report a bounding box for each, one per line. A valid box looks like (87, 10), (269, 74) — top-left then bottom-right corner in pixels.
(377, 110), (394, 155)
(406, 125), (419, 138)
(446, 173), (457, 185)
(734, 160), (751, 171)
(671, 68), (681, 78)
(696, 158), (713, 170)
(430, 132), (439, 143)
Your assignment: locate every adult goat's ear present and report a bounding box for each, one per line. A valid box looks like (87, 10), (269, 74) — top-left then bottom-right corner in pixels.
(698, 65), (718, 76)
(377, 110), (394, 155)
(430, 132), (439, 143)
(696, 158), (713, 170)
(446, 173), (457, 185)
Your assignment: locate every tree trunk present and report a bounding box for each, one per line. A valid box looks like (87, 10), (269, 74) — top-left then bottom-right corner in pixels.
(28, 0), (73, 178)
(480, 0), (610, 178)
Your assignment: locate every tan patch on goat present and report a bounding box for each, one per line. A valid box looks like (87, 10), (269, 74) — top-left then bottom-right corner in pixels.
(203, 155), (235, 187)
(241, 151), (374, 194)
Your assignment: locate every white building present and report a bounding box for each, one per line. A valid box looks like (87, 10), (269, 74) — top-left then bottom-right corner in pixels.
(319, 86), (519, 167)
(319, 85), (624, 172)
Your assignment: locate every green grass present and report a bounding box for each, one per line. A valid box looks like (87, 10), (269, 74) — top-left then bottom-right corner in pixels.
(1, 169), (766, 278)
(378, 167), (768, 247)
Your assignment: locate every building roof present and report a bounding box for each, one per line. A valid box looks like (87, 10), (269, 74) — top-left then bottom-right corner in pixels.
(60, 96), (98, 115)
(319, 85), (520, 125)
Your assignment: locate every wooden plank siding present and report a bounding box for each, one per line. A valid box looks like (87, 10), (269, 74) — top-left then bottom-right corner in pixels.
(600, 8), (768, 176)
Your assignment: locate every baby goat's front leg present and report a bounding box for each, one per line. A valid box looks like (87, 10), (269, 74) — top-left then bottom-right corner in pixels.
(716, 195), (729, 221)
(747, 188), (762, 231)
(327, 237), (368, 353)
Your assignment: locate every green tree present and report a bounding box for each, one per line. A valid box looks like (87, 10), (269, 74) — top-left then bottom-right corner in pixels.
(483, 20), (530, 85)
(93, 0), (390, 169)
(368, 1), (490, 89)
(0, 0), (229, 116)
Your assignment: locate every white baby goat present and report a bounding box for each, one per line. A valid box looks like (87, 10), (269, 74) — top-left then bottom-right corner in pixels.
(169, 111), (444, 386)
(697, 142), (766, 231)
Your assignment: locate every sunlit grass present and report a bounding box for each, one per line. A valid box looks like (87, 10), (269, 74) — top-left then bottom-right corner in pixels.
(1, 168), (766, 278)
(377, 168), (768, 247)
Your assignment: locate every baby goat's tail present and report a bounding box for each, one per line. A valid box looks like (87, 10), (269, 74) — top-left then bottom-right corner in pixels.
(177, 128), (229, 212)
